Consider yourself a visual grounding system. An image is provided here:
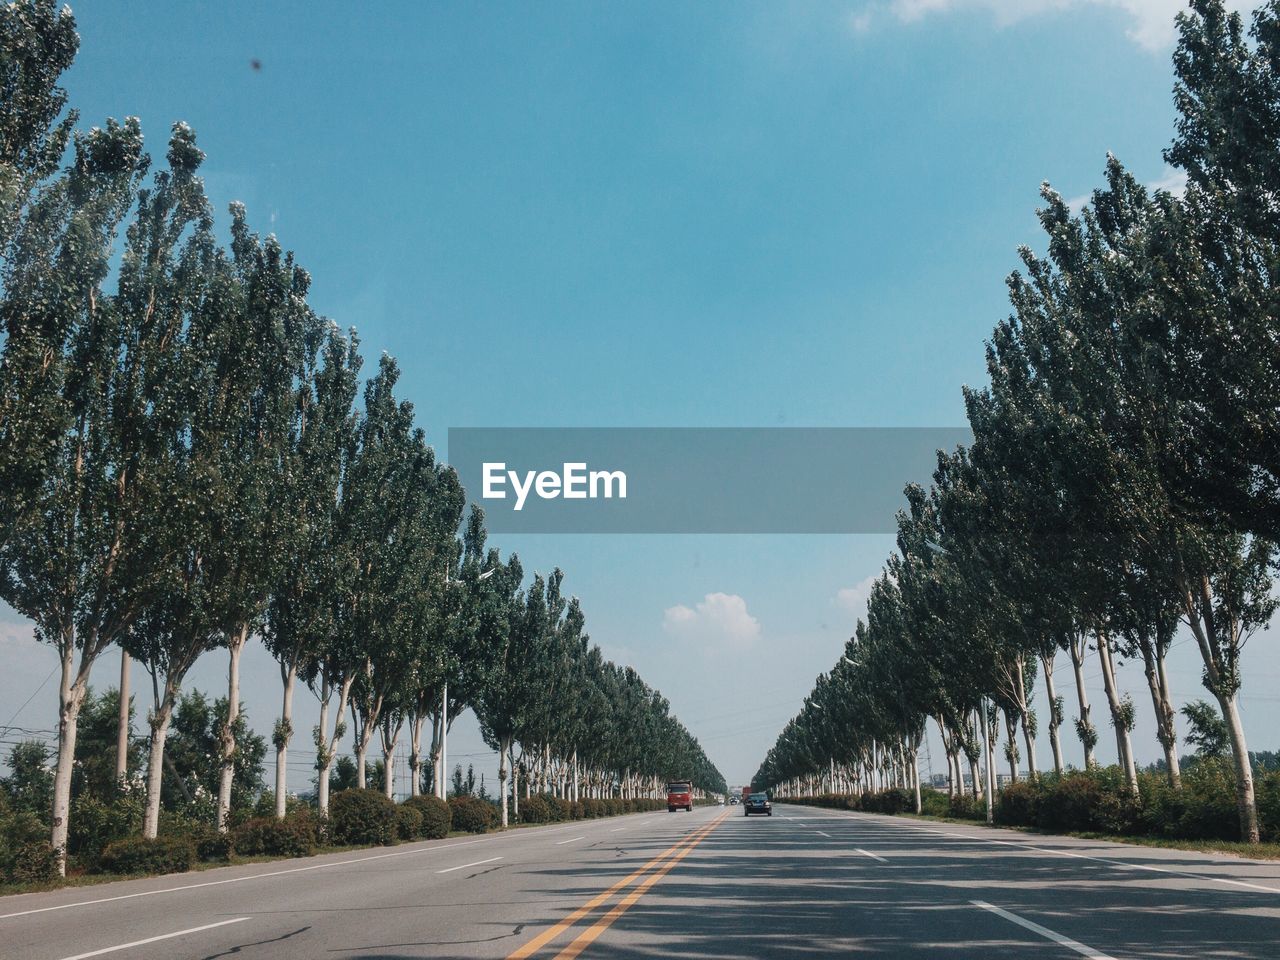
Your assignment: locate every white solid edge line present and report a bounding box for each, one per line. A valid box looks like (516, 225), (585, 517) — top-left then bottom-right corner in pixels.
(556, 836), (586, 845)
(1, 809), (660, 921)
(971, 900), (1117, 959)
(855, 848), (888, 863)
(436, 856), (503, 874)
(55, 917), (249, 960)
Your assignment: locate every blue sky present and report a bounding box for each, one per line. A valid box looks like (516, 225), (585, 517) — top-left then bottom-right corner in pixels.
(4, 1), (1277, 791)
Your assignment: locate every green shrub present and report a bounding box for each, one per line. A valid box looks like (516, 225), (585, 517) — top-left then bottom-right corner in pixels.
(862, 788), (912, 815)
(581, 799), (604, 818)
(395, 805), (423, 841)
(1035, 773), (1102, 833)
(99, 836), (194, 875)
(193, 830), (234, 861)
(551, 797), (573, 821)
(520, 795), (551, 824)
(449, 795), (496, 833)
(230, 812), (317, 858)
(329, 789), (397, 846)
(919, 789), (950, 818)
(1, 809), (50, 874)
(8, 841), (59, 884)
(69, 791), (142, 864)
(402, 795), (451, 839)
(995, 781), (1038, 826)
(1256, 769), (1280, 843)
(947, 794), (985, 820)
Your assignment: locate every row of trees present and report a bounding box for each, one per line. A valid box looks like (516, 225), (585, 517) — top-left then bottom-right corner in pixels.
(0, 0), (723, 875)
(755, 0), (1280, 844)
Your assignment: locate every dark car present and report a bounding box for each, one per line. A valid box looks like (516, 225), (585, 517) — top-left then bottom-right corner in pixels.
(743, 792), (772, 816)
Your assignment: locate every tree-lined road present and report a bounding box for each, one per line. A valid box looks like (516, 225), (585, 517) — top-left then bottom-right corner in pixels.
(4, 805), (1278, 959)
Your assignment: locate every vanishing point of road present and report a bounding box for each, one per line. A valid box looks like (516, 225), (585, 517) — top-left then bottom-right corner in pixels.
(4, 804), (1279, 958)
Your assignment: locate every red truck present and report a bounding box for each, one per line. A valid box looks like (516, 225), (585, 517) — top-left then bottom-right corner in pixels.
(666, 780), (693, 812)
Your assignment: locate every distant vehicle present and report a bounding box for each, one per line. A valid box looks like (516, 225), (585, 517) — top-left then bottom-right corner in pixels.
(743, 792), (772, 816)
(666, 781), (693, 812)
(729, 795), (739, 805)
(716, 795), (725, 804)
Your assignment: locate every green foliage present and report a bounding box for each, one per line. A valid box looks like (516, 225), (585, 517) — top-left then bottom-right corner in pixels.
(99, 836), (195, 875)
(448, 795), (496, 833)
(994, 782), (1038, 827)
(8, 840), (59, 884)
(1183, 700), (1230, 759)
(0, 806), (55, 883)
(328, 789), (397, 846)
(73, 687), (143, 798)
(1, 740), (52, 817)
(519, 795), (552, 824)
(163, 690), (266, 816)
(68, 789), (142, 863)
(395, 805), (423, 841)
(230, 811), (317, 858)
(328, 756), (359, 795)
(401, 795), (451, 839)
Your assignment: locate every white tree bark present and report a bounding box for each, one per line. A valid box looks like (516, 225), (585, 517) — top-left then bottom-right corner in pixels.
(143, 679), (179, 839)
(50, 639), (90, 875)
(1096, 629), (1139, 793)
(216, 625), (249, 832)
(1040, 651), (1065, 776)
(274, 662), (297, 819)
(116, 651), (131, 783)
(1068, 632), (1097, 768)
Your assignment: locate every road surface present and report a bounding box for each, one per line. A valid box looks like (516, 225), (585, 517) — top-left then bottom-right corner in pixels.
(3, 803), (1279, 958)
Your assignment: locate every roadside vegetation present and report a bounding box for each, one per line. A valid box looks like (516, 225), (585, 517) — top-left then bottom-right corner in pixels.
(756, 0), (1280, 848)
(0, 0), (726, 889)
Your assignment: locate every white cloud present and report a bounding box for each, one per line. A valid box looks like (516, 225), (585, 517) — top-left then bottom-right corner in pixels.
(1148, 164), (1188, 196)
(833, 574), (877, 622)
(851, 0), (1254, 52)
(849, 8), (876, 33)
(662, 593), (761, 650)
(1064, 164), (1188, 213)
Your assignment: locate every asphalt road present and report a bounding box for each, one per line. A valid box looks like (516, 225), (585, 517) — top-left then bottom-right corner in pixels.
(3, 803), (1280, 959)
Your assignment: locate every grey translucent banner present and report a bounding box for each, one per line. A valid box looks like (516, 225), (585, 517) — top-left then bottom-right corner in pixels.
(448, 427), (972, 534)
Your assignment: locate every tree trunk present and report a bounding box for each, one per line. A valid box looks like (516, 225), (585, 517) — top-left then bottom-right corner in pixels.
(1182, 575), (1258, 843)
(499, 736), (511, 827)
(116, 651), (131, 783)
(1040, 651), (1065, 777)
(217, 625), (249, 832)
(315, 674), (354, 817)
(430, 710), (443, 799)
(1012, 657), (1038, 780)
(274, 662), (297, 819)
(1068, 633), (1097, 768)
(1004, 710), (1019, 783)
(380, 716), (402, 800)
(409, 712), (427, 798)
(1096, 630), (1139, 793)
(511, 745), (520, 819)
(143, 685), (178, 839)
(1219, 692), (1260, 844)
(50, 643), (89, 875)
(1140, 643), (1181, 789)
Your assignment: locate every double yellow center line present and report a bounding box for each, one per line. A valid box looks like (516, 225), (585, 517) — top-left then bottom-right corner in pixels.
(507, 810), (729, 959)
